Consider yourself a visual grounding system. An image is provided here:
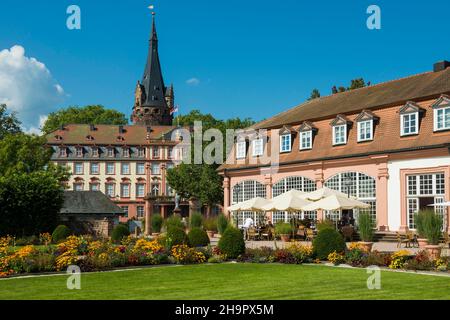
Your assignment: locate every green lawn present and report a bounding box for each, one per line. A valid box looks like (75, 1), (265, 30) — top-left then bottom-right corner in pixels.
(1, 264), (449, 300)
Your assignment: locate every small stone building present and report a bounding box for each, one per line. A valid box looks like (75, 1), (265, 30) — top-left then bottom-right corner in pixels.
(60, 191), (123, 237)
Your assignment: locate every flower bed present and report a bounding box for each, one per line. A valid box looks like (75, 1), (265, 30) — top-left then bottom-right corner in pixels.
(1, 233), (448, 278)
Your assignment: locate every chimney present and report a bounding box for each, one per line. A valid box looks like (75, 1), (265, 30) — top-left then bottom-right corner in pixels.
(434, 60), (450, 72)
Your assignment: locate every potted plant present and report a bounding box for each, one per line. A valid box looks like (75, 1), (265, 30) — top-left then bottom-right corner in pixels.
(414, 212), (429, 248)
(275, 223), (292, 242)
(203, 217), (218, 239)
(417, 210), (443, 259)
(357, 212), (375, 252)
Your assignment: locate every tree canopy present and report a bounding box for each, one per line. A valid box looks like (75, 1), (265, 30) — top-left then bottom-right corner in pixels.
(42, 105), (128, 133)
(332, 78), (368, 94)
(308, 89), (321, 101)
(168, 110), (254, 210)
(0, 104), (21, 139)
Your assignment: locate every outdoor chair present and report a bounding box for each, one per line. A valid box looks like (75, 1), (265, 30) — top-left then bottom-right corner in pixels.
(296, 227), (306, 240)
(341, 225), (354, 242)
(247, 227), (259, 241)
(306, 229), (314, 242)
(260, 227), (273, 241)
(396, 232), (410, 248)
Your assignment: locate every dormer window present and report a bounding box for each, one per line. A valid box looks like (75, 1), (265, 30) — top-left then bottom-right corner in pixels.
(252, 138), (264, 157)
(76, 147), (83, 157)
(279, 126), (295, 153)
(355, 110), (378, 142)
(55, 135), (63, 141)
(108, 147), (115, 158)
(432, 95), (450, 131)
(123, 148), (130, 158)
(280, 134), (291, 153)
(333, 125), (347, 145)
(400, 101), (423, 136)
(59, 147), (67, 157)
(86, 135), (94, 141)
(138, 147), (146, 158)
(92, 147), (99, 158)
(236, 141), (247, 159)
(330, 115), (351, 146)
(299, 121), (317, 150)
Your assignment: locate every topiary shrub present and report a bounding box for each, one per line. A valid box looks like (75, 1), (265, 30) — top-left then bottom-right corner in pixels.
(52, 225), (71, 243)
(190, 212), (203, 229)
(313, 228), (346, 260)
(217, 214), (229, 235)
(151, 214), (163, 233)
(167, 226), (188, 247)
(188, 227), (210, 247)
(165, 214), (184, 230)
(218, 227), (245, 259)
(111, 224), (130, 244)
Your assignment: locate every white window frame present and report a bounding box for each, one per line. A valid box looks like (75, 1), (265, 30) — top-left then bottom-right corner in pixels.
(400, 112), (419, 136)
(332, 125), (347, 145)
(121, 163), (130, 175)
(252, 138), (264, 157)
(152, 163), (161, 175)
(90, 162), (100, 175)
(299, 131), (312, 150)
(236, 141), (246, 159)
(136, 163), (145, 175)
(357, 120), (373, 142)
(74, 162), (84, 175)
(106, 163), (115, 175)
(106, 184), (115, 197)
(136, 184), (146, 198)
(280, 134), (292, 153)
(434, 107), (450, 132)
(121, 184), (130, 198)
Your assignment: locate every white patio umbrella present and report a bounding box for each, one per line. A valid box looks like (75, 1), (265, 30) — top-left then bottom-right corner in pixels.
(228, 197), (271, 212)
(302, 187), (349, 201)
(302, 194), (371, 211)
(262, 190), (311, 212)
(428, 202), (450, 207)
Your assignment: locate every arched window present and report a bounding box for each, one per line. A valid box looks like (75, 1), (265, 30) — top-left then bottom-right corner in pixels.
(271, 176), (317, 223)
(272, 176), (317, 197)
(232, 180), (266, 227)
(232, 180), (266, 204)
(325, 172), (377, 223)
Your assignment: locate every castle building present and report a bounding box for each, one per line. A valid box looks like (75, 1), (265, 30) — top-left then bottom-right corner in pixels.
(218, 61), (450, 233)
(46, 15), (185, 225)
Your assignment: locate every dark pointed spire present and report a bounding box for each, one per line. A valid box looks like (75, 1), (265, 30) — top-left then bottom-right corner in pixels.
(141, 13), (167, 109)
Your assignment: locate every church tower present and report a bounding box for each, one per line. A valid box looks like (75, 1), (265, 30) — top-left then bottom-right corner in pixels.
(132, 14), (174, 126)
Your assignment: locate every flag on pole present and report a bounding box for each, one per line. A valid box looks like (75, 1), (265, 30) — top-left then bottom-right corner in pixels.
(170, 105), (179, 115)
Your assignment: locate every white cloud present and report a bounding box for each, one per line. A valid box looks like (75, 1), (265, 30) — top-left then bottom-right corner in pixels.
(0, 45), (65, 133)
(186, 77), (200, 86)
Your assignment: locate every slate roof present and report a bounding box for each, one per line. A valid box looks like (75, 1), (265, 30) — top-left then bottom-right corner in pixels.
(46, 124), (179, 145)
(61, 191), (123, 215)
(253, 67), (450, 130)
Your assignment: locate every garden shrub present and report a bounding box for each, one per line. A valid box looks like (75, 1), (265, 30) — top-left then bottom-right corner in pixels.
(52, 225), (71, 243)
(403, 250), (433, 271)
(151, 214), (163, 233)
(165, 214), (184, 230)
(190, 212), (203, 229)
(203, 217), (218, 232)
(274, 222), (293, 236)
(15, 235), (40, 246)
(166, 226), (188, 247)
(312, 228), (346, 260)
(316, 219), (335, 232)
(217, 214), (229, 235)
(111, 224), (130, 244)
(218, 227), (245, 259)
(187, 228), (210, 247)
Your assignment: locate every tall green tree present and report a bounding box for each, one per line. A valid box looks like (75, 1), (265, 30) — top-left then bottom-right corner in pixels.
(308, 89), (321, 101)
(0, 104), (21, 139)
(43, 105), (128, 133)
(169, 110), (254, 213)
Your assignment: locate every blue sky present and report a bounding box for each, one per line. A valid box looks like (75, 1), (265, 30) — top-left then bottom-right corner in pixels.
(0, 0), (449, 130)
